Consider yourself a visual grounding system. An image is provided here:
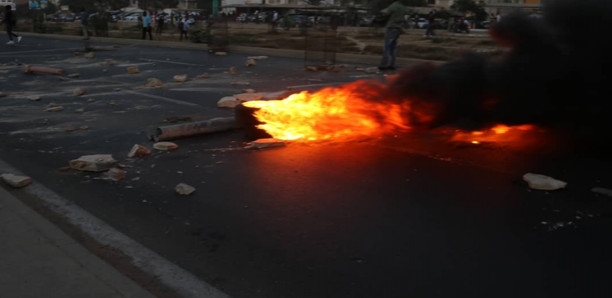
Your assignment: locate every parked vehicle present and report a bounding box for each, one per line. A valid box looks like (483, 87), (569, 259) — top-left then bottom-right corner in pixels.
(48, 12), (76, 22)
(235, 13), (247, 22)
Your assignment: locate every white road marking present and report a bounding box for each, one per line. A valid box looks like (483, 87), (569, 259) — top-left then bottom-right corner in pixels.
(138, 58), (208, 67)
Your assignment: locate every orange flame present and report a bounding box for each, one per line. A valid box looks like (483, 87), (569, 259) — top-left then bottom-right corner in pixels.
(451, 124), (536, 144)
(243, 82), (412, 141)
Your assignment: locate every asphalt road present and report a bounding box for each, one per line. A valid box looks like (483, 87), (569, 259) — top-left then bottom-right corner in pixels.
(1, 36), (612, 298)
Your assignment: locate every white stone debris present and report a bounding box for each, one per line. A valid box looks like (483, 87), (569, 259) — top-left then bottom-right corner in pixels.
(153, 142), (179, 151)
(102, 168), (126, 181)
(67, 73), (80, 78)
(522, 173), (567, 191)
(84, 52), (95, 59)
(1, 173), (32, 188)
(145, 78), (163, 88)
(175, 183), (196, 195)
(217, 96), (241, 108)
(173, 74), (188, 82)
(249, 138), (286, 149)
(45, 106), (64, 112)
(69, 154), (118, 172)
(127, 144), (152, 158)
(73, 87), (86, 96)
(28, 95), (41, 101)
(245, 58), (256, 67)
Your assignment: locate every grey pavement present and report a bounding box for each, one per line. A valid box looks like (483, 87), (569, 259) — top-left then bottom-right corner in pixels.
(0, 185), (157, 298)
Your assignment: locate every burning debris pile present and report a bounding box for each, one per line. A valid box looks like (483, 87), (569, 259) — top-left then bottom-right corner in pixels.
(241, 0), (612, 148)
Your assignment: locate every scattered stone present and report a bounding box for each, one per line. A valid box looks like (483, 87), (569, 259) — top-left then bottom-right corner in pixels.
(84, 52), (95, 59)
(127, 144), (151, 158)
(592, 187), (612, 197)
(364, 67), (379, 74)
(248, 56), (269, 60)
(102, 168), (126, 181)
(243, 88), (256, 93)
(145, 78), (163, 88)
(153, 142), (179, 151)
(108, 101), (117, 105)
(45, 106), (64, 112)
(306, 66), (318, 72)
(87, 98), (95, 103)
(231, 81), (251, 86)
(73, 52), (82, 57)
(67, 73), (80, 78)
(217, 96), (241, 108)
(75, 108), (85, 113)
(234, 92), (263, 102)
(214, 52), (227, 56)
(65, 125), (76, 132)
(175, 183), (196, 195)
(105, 59), (115, 65)
(173, 74), (188, 82)
(197, 73), (209, 79)
(79, 125), (89, 130)
(249, 138), (286, 149)
(127, 66), (140, 74)
(48, 102), (58, 107)
(522, 173), (567, 191)
(73, 87), (86, 96)
(28, 95), (41, 101)
(245, 58), (256, 67)
(229, 66), (237, 74)
(69, 154), (118, 172)
(1, 173), (32, 188)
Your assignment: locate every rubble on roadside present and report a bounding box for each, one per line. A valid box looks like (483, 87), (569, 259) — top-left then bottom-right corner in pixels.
(73, 87), (87, 96)
(67, 73), (80, 78)
(175, 183), (196, 195)
(197, 73), (209, 79)
(28, 95), (41, 101)
(245, 59), (256, 67)
(523, 173), (567, 191)
(69, 154), (118, 172)
(217, 96), (240, 108)
(248, 138), (286, 149)
(101, 168), (126, 181)
(84, 52), (95, 59)
(231, 81), (250, 86)
(23, 65), (64, 75)
(153, 142), (179, 151)
(1, 173), (32, 188)
(214, 52), (227, 56)
(145, 78), (163, 88)
(173, 74), (188, 82)
(127, 66), (140, 74)
(229, 67), (237, 74)
(248, 56), (268, 60)
(45, 105), (64, 112)
(127, 144), (151, 158)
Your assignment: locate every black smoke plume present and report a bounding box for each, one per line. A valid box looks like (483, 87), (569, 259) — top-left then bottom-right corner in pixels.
(386, 0), (612, 143)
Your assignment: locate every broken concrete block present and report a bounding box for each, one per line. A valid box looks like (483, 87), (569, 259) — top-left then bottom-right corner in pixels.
(249, 138), (286, 149)
(175, 183), (196, 195)
(1, 173), (32, 188)
(73, 87), (86, 96)
(127, 66), (140, 74)
(198, 73), (209, 79)
(591, 187), (612, 197)
(153, 142), (179, 151)
(84, 52), (95, 59)
(214, 52), (227, 56)
(45, 106), (64, 112)
(173, 74), (188, 82)
(217, 96), (240, 108)
(248, 56), (269, 60)
(69, 154), (118, 172)
(234, 92), (263, 102)
(245, 59), (256, 67)
(146, 78), (163, 88)
(127, 144), (151, 158)
(231, 81), (251, 86)
(67, 73), (80, 78)
(28, 95), (41, 101)
(523, 173), (567, 191)
(102, 168), (126, 181)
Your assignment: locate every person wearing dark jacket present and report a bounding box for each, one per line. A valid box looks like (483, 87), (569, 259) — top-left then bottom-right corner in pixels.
(2, 5), (21, 45)
(80, 8), (89, 40)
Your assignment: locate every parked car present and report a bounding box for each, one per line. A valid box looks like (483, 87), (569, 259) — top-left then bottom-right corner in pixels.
(48, 12), (76, 22)
(478, 19), (492, 29)
(235, 12), (247, 22)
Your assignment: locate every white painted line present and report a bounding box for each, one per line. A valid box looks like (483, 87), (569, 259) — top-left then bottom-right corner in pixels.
(0, 158), (231, 298)
(138, 58), (208, 67)
(127, 90), (201, 107)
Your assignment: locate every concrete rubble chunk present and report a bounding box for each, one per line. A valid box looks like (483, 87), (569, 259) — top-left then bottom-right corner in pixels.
(127, 66), (140, 74)
(248, 56), (269, 60)
(127, 144), (151, 158)
(306, 66), (318, 72)
(45, 106), (64, 112)
(523, 173), (567, 191)
(217, 96), (240, 108)
(245, 59), (256, 67)
(198, 73), (209, 79)
(591, 187), (612, 197)
(67, 73), (80, 78)
(153, 142), (179, 151)
(1, 173), (32, 188)
(28, 95), (41, 101)
(102, 168), (126, 181)
(249, 138), (286, 149)
(234, 92), (263, 102)
(69, 154), (118, 172)
(175, 183), (196, 195)
(73, 87), (86, 96)
(146, 78), (163, 88)
(84, 52), (95, 59)
(173, 74), (188, 82)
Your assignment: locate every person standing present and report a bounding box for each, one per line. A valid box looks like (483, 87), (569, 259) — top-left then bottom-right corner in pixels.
(424, 10), (435, 38)
(80, 8), (89, 40)
(179, 16), (189, 41)
(2, 5), (21, 45)
(378, 0), (406, 71)
(156, 13), (164, 36)
(142, 11), (152, 40)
